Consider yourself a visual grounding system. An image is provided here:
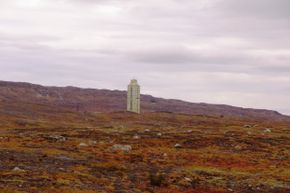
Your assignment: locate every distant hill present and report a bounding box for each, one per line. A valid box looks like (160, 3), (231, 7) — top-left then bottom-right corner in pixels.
(0, 80), (289, 122)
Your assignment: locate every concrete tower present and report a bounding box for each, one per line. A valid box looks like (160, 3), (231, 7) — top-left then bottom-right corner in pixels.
(127, 79), (140, 114)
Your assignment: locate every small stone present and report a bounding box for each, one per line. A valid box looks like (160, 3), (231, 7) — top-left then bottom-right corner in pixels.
(234, 145), (242, 151)
(264, 128), (272, 133)
(56, 155), (75, 161)
(78, 142), (88, 147)
(144, 129), (150, 132)
(187, 130), (193, 133)
(88, 140), (97, 145)
(47, 135), (67, 142)
(163, 153), (168, 157)
(184, 177), (191, 182)
(174, 144), (182, 148)
(12, 167), (25, 172)
(157, 133), (162, 137)
(133, 135), (140, 139)
(177, 177), (191, 187)
(112, 144), (132, 152)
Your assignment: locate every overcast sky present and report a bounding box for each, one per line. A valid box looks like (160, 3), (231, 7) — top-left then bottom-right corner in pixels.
(0, 0), (290, 115)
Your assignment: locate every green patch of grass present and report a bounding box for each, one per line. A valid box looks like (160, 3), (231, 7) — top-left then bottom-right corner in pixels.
(185, 165), (252, 177)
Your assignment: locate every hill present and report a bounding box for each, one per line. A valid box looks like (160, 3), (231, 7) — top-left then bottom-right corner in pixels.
(0, 80), (289, 122)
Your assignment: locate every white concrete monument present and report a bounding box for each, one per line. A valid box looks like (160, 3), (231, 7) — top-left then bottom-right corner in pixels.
(127, 79), (140, 114)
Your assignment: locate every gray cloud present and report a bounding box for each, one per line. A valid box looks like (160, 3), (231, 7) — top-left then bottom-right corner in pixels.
(0, 0), (289, 115)
(218, 0), (290, 19)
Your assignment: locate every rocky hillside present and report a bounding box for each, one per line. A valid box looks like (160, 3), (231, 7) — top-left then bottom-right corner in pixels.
(0, 80), (289, 121)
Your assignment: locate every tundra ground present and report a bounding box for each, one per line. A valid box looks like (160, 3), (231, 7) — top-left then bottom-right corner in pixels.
(0, 112), (289, 193)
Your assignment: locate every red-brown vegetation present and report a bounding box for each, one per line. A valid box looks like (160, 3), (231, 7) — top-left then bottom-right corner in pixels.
(0, 110), (289, 193)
